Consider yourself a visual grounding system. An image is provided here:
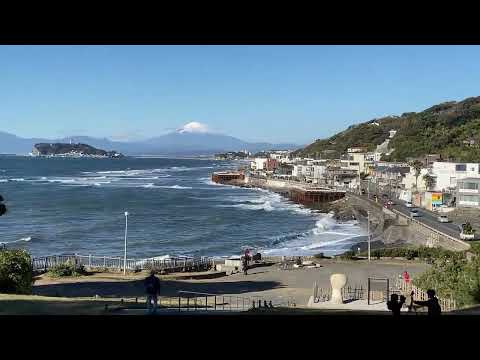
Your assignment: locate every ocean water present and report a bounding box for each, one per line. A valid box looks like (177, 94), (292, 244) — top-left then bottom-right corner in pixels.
(0, 156), (366, 258)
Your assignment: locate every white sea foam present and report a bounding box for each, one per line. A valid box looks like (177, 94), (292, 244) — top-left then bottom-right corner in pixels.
(219, 191), (313, 216)
(140, 184), (193, 189)
(160, 185), (193, 189)
(260, 209), (365, 256)
(47, 179), (76, 184)
(0, 236), (32, 244)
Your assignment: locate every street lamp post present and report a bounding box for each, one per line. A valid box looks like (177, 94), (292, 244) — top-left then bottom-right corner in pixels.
(367, 211), (371, 262)
(124, 211), (129, 275)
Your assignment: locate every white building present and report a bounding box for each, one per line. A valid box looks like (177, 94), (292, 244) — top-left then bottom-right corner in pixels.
(250, 158), (268, 171)
(457, 178), (480, 207)
(341, 152), (373, 175)
(292, 164), (327, 183)
(430, 162), (480, 192)
(402, 168), (429, 191)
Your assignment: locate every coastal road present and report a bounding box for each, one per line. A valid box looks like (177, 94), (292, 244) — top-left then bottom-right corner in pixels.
(389, 200), (463, 240)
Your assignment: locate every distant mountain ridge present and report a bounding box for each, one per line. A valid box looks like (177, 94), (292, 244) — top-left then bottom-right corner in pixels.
(296, 96), (480, 162)
(0, 130), (298, 156)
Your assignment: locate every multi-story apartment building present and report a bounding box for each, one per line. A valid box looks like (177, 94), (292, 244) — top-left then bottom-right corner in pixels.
(430, 162), (480, 192)
(456, 178), (480, 208)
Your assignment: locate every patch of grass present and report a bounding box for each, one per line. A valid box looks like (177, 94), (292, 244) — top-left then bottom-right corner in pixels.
(47, 262), (88, 277)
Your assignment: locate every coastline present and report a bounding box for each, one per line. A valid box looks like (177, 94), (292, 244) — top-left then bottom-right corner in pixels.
(211, 173), (364, 256)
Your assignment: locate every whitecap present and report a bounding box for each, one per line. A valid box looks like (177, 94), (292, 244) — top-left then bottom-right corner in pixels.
(0, 236), (32, 245)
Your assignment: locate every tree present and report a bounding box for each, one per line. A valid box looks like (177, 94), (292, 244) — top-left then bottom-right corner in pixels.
(0, 249), (34, 294)
(409, 160), (423, 189)
(423, 173), (436, 191)
(0, 195), (6, 217)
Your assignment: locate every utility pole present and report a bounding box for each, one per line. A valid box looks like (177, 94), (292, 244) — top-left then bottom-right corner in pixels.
(123, 211), (129, 275)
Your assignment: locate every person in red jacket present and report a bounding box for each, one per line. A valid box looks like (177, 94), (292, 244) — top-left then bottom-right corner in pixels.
(402, 271), (410, 284)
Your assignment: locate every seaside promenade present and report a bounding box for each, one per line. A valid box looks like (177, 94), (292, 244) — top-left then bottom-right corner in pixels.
(2, 257), (429, 315)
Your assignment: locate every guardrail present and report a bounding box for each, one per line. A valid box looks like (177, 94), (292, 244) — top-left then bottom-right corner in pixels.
(31, 254), (214, 273)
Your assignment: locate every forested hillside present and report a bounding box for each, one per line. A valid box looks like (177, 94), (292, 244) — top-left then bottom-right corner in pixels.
(296, 96), (480, 162)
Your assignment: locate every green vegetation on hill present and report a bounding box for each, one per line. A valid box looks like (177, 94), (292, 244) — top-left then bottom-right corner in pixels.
(414, 244), (480, 307)
(33, 143), (123, 157)
(297, 96), (480, 162)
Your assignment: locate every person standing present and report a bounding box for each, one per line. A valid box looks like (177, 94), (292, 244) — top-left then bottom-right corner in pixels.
(242, 256), (248, 275)
(144, 270), (161, 315)
(410, 289), (441, 317)
(244, 249), (250, 266)
(387, 294), (406, 317)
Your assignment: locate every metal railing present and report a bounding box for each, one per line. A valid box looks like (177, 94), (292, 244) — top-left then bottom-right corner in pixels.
(176, 291), (296, 312)
(31, 253), (214, 273)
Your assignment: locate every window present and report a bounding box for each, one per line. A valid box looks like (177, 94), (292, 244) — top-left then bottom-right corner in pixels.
(461, 195), (480, 203)
(460, 182), (479, 190)
(456, 164), (467, 171)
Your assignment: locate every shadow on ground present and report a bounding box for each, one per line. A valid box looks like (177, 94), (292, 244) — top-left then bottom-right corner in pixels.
(33, 279), (284, 298)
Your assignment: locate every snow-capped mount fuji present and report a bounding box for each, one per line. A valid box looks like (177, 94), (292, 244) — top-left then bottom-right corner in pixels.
(140, 122), (298, 154)
(0, 122), (299, 155)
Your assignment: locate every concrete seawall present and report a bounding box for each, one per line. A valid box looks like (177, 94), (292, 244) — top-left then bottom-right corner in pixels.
(347, 193), (470, 252)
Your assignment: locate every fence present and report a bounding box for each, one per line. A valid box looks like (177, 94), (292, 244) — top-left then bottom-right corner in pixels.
(312, 282), (366, 303)
(31, 253), (214, 274)
(395, 278), (457, 312)
(175, 291), (296, 312)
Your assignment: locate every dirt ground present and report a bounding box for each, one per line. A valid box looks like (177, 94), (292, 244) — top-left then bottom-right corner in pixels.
(29, 259), (429, 308)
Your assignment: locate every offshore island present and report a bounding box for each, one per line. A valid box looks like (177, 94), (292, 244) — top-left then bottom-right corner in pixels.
(30, 142), (124, 158)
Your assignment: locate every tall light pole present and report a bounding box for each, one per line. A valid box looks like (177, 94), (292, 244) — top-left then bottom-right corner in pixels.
(367, 211), (371, 262)
(124, 211), (129, 275)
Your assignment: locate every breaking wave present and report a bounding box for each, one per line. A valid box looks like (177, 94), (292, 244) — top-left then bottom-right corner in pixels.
(0, 236), (33, 245)
(261, 213), (365, 256)
(218, 191), (313, 215)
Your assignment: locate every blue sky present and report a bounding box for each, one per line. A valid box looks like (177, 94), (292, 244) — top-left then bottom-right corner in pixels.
(1, 45), (480, 145)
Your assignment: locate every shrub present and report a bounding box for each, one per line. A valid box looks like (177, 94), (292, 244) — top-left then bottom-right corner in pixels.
(462, 222), (475, 235)
(0, 249), (34, 294)
(414, 250), (480, 308)
(47, 260), (87, 277)
(339, 251), (356, 260)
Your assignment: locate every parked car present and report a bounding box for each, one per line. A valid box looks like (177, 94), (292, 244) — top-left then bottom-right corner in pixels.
(410, 209), (420, 218)
(405, 201), (413, 208)
(437, 215), (449, 223)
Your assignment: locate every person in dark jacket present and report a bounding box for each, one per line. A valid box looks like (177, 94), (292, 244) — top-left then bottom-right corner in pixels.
(144, 270), (161, 314)
(387, 294), (406, 317)
(242, 256), (248, 275)
(411, 289), (441, 316)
